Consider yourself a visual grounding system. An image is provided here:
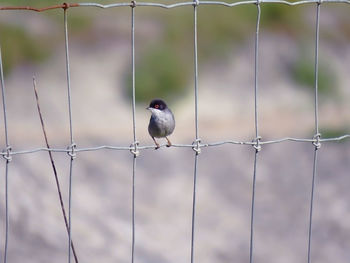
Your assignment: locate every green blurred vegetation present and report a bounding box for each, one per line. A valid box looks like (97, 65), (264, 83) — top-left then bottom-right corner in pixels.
(291, 52), (337, 95)
(321, 127), (349, 138)
(0, 25), (50, 74)
(126, 46), (190, 103)
(127, 4), (312, 103)
(0, 2), (91, 74)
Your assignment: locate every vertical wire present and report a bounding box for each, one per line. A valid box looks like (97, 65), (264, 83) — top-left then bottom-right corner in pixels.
(131, 155), (136, 263)
(313, 3), (320, 135)
(249, 153), (258, 263)
(3, 161), (9, 263)
(249, 4), (261, 263)
(190, 153), (198, 263)
(0, 49), (9, 146)
(64, 9), (74, 144)
(193, 2), (199, 140)
(190, 3), (199, 263)
(308, 4), (321, 263)
(0, 47), (10, 263)
(68, 157), (74, 263)
(131, 5), (136, 263)
(308, 149), (318, 263)
(254, 3), (261, 138)
(131, 5), (137, 143)
(64, 9), (74, 263)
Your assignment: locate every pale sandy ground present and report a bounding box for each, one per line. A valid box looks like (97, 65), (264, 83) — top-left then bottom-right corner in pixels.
(0, 7), (349, 263)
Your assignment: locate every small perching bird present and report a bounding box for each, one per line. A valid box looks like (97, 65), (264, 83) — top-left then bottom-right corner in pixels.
(147, 99), (175, 149)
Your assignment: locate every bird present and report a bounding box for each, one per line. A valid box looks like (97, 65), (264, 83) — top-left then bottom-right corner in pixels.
(147, 99), (175, 149)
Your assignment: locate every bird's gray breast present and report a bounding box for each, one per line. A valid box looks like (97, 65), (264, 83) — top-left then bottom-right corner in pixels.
(148, 109), (175, 138)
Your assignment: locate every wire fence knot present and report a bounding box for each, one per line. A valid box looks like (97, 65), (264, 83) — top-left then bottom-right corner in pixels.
(62, 2), (70, 10)
(130, 141), (140, 157)
(131, 0), (137, 8)
(192, 138), (201, 155)
(2, 146), (12, 162)
(193, 0), (200, 7)
(312, 133), (321, 149)
(252, 136), (262, 152)
(255, 0), (261, 5)
(67, 143), (77, 159)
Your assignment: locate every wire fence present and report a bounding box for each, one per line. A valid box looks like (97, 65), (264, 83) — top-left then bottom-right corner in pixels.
(1, 1), (350, 263)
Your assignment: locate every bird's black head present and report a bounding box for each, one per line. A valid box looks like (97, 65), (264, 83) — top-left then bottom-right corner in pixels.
(148, 99), (168, 110)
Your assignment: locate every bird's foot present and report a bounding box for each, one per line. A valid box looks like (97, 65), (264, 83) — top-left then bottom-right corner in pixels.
(154, 142), (160, 150)
(152, 137), (160, 150)
(166, 137), (172, 147)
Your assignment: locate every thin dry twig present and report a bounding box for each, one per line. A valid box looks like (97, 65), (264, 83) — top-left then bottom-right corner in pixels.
(33, 77), (79, 263)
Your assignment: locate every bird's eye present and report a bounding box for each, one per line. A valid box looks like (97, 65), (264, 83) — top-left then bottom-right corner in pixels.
(155, 104), (159, 109)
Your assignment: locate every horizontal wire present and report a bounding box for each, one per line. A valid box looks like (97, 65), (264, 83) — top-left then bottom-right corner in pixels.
(1, 134), (349, 156)
(1, 0), (350, 12)
(0, 3), (79, 12)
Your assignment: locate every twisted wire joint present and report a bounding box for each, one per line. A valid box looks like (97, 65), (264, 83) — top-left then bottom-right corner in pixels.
(130, 141), (140, 157)
(192, 138), (202, 155)
(62, 2), (70, 10)
(67, 143), (77, 159)
(312, 133), (321, 149)
(2, 146), (12, 162)
(252, 136), (262, 152)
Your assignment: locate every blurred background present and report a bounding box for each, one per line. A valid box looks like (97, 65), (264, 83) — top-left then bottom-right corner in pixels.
(0, 0), (349, 262)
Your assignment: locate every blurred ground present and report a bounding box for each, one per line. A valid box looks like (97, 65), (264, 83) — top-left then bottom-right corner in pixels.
(0, 1), (349, 263)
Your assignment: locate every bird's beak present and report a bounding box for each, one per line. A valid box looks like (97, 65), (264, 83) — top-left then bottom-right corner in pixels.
(146, 107), (150, 110)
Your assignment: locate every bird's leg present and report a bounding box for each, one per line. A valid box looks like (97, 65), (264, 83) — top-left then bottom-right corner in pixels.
(165, 137), (172, 147)
(152, 137), (160, 149)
